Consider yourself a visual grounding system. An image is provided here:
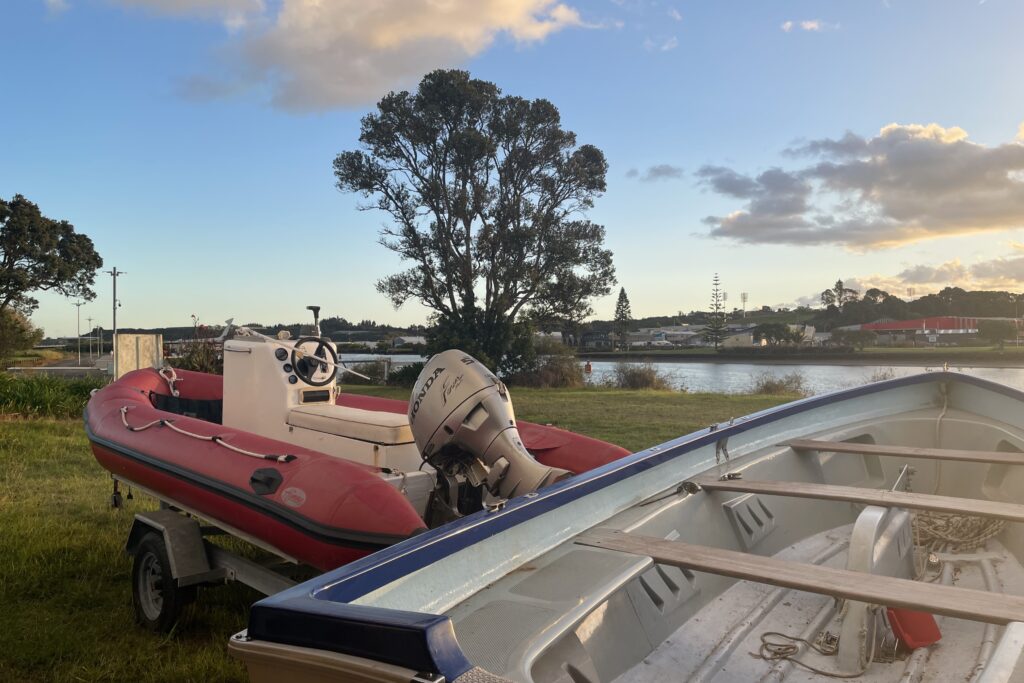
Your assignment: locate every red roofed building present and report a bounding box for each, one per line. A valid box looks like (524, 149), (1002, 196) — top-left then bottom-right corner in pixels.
(843, 317), (1022, 345)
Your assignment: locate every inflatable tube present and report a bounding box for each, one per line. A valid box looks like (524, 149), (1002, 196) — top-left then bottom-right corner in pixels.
(86, 368), (630, 571)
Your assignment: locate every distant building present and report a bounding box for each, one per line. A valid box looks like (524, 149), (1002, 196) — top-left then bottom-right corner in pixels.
(391, 335), (426, 348)
(848, 317), (1023, 346)
(582, 332), (613, 349)
(722, 327), (765, 348)
(790, 324), (816, 343)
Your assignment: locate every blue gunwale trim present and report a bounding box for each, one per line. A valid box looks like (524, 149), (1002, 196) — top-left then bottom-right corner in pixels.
(247, 371), (1024, 678)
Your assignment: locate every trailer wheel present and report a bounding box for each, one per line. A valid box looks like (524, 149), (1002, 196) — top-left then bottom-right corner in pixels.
(131, 532), (195, 632)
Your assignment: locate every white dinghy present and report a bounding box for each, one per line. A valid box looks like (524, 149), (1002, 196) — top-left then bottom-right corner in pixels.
(229, 371), (1024, 683)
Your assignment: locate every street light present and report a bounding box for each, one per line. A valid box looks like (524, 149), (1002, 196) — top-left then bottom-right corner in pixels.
(104, 267), (126, 361)
(86, 316), (93, 360)
(73, 301), (84, 366)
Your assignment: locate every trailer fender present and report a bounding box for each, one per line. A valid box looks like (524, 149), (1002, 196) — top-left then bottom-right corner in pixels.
(126, 509), (223, 587)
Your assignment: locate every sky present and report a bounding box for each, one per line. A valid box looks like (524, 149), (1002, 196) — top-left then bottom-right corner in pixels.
(3, 0), (1024, 337)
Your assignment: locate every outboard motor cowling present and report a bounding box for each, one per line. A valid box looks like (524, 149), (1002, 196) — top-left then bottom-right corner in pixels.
(409, 350), (569, 507)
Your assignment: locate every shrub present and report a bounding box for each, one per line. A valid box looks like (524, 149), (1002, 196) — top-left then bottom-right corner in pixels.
(340, 361), (387, 385)
(505, 340), (585, 388)
(606, 362), (674, 390)
(173, 340), (222, 374)
(748, 370), (807, 396)
(171, 317), (222, 374)
(387, 361), (426, 387)
(0, 373), (108, 418)
(865, 367), (898, 383)
(0, 310), (43, 364)
(506, 354), (585, 388)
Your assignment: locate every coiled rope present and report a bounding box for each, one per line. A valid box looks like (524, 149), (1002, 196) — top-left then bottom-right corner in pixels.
(914, 381), (1006, 551)
(913, 513), (1005, 553)
(752, 607), (881, 679)
(120, 406), (296, 463)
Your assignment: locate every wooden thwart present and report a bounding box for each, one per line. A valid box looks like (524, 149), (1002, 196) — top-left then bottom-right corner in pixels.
(697, 478), (1024, 523)
(577, 528), (1024, 625)
(783, 439), (1024, 466)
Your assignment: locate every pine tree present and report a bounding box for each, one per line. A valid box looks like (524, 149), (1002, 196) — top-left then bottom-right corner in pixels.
(614, 287), (633, 349)
(702, 274), (728, 349)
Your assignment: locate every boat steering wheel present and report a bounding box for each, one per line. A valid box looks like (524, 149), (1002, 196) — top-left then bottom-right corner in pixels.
(291, 337), (338, 387)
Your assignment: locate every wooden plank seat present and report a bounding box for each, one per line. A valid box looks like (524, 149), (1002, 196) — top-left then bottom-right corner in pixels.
(783, 439), (1024, 466)
(576, 528), (1024, 625)
(696, 478), (1024, 523)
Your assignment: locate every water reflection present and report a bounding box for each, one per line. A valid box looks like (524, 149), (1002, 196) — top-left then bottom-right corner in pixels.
(585, 361), (1024, 395)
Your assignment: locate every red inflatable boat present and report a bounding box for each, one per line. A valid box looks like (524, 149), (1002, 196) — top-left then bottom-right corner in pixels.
(86, 353), (629, 572)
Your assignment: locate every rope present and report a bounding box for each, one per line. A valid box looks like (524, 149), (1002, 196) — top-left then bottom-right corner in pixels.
(158, 366), (180, 397)
(120, 406), (295, 463)
(913, 512), (1005, 552)
(752, 608), (880, 679)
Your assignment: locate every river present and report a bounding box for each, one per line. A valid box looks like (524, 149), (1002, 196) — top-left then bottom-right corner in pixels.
(340, 354), (1024, 396)
(584, 361), (1024, 395)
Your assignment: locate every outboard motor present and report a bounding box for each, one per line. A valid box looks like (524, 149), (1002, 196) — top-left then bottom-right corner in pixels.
(409, 350), (569, 522)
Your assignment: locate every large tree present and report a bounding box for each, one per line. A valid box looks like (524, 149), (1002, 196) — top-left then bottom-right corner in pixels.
(333, 70), (616, 370)
(820, 279), (859, 309)
(1, 195), (103, 315)
(702, 273), (728, 349)
(753, 322), (802, 346)
(613, 287), (633, 349)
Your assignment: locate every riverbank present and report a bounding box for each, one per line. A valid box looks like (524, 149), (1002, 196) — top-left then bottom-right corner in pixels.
(579, 347), (1024, 367)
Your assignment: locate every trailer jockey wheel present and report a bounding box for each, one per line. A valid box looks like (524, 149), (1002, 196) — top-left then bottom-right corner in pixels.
(131, 532), (195, 632)
(291, 337), (337, 387)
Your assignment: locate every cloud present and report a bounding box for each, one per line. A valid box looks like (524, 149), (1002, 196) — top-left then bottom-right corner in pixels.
(632, 164), (684, 182)
(112, 0), (264, 29)
(969, 254), (1024, 284)
(700, 122), (1024, 248)
(822, 251), (1024, 304)
(781, 19), (837, 32)
(644, 35), (678, 52)
(109, 0), (589, 110)
(667, 8), (682, 22)
(897, 260), (969, 284)
(44, 0), (70, 14)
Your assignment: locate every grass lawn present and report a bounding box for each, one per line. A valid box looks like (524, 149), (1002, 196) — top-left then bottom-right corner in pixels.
(340, 385), (794, 453)
(0, 387), (796, 682)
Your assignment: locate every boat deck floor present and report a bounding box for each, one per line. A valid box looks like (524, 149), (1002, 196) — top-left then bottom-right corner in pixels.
(614, 525), (1024, 683)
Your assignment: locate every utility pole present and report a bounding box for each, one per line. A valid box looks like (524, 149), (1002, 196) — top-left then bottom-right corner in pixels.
(86, 316), (94, 359)
(105, 267), (126, 361)
(73, 301), (84, 365)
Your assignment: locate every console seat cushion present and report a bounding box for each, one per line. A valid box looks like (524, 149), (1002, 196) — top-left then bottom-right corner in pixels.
(287, 404), (414, 445)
